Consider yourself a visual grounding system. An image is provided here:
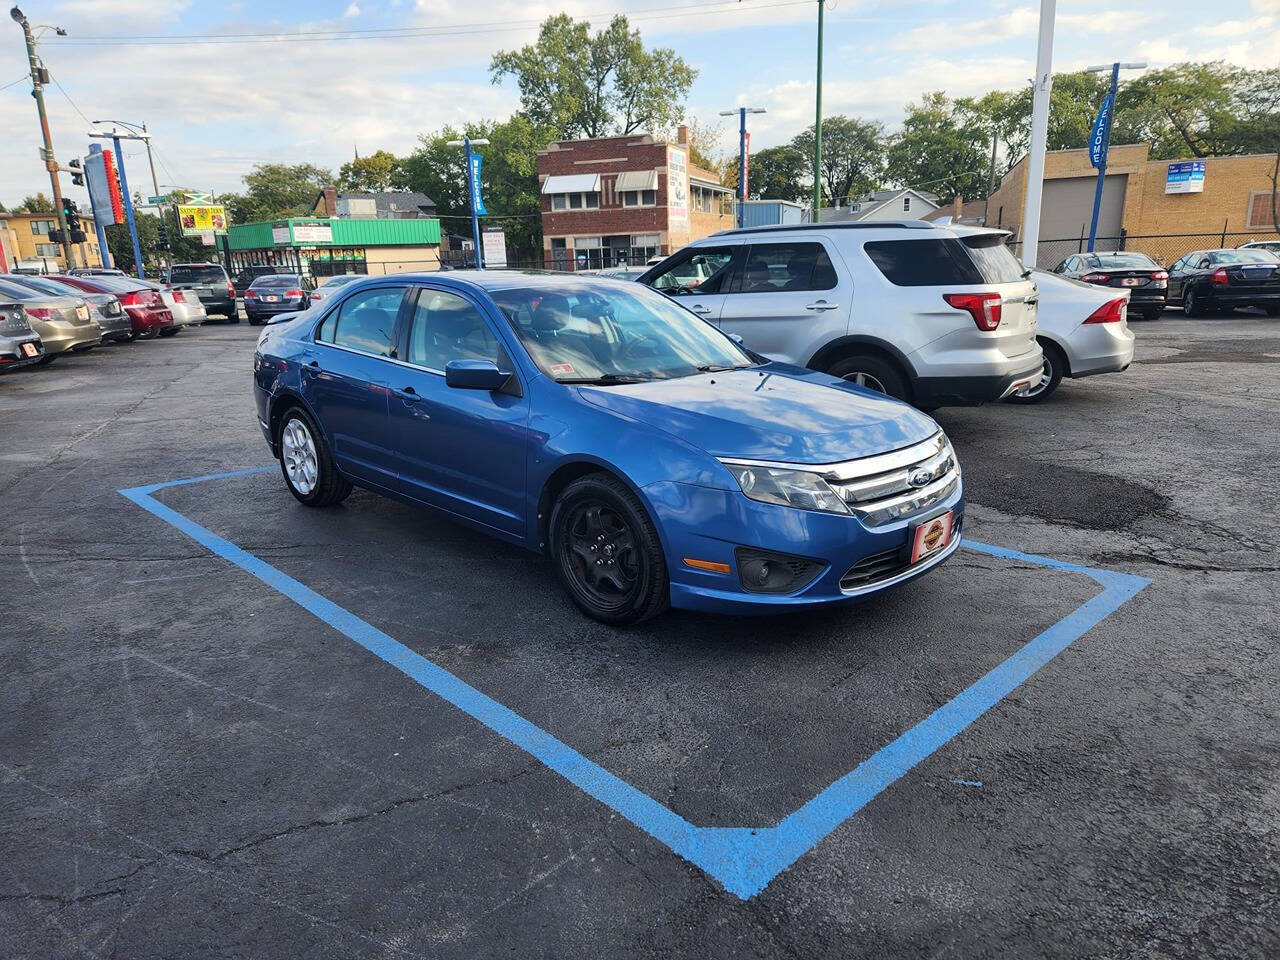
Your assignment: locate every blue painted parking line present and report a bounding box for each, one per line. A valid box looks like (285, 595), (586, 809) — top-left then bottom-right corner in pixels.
(121, 467), (1149, 900)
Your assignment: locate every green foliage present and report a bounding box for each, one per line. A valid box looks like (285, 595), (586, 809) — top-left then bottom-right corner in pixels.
(338, 150), (402, 192)
(793, 116), (888, 206)
(397, 114), (547, 263)
(885, 93), (989, 201)
(17, 192), (54, 213)
(491, 14), (696, 140)
(223, 162), (334, 224)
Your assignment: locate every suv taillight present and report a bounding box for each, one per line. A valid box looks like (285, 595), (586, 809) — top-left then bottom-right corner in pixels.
(227, 284), (235, 298)
(1084, 297), (1127, 324)
(943, 292), (1002, 331)
(1211, 267), (1230, 285)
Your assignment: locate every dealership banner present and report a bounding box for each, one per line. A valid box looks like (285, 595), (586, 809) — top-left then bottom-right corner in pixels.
(1165, 161), (1206, 194)
(1089, 89), (1115, 170)
(470, 154), (487, 216)
(84, 148), (124, 227)
(177, 204), (228, 236)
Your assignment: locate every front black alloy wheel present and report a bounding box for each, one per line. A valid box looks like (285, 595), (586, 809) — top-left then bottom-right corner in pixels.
(1184, 285), (1205, 317)
(550, 474), (669, 626)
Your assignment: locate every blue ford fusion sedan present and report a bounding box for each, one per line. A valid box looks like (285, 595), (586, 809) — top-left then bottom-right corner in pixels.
(253, 272), (963, 625)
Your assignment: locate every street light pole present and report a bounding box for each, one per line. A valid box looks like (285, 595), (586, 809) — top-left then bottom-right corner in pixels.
(89, 128), (147, 278)
(1083, 61), (1146, 252)
(96, 119), (171, 261)
(10, 6), (77, 267)
(1019, 0), (1056, 269)
(719, 107), (766, 228)
(812, 0), (825, 223)
(447, 137), (489, 269)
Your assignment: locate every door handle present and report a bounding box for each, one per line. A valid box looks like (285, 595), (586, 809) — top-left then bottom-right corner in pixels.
(393, 386), (421, 403)
(301, 359), (320, 375)
(689, 304), (713, 316)
(806, 301), (839, 311)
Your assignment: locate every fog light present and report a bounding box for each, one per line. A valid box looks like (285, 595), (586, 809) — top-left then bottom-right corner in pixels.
(734, 548), (824, 594)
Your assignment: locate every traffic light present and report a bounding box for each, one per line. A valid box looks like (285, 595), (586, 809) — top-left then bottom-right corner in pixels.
(49, 228), (66, 245)
(68, 157), (83, 187)
(157, 220), (169, 248)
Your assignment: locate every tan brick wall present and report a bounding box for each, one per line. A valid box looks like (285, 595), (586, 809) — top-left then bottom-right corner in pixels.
(363, 245), (440, 274)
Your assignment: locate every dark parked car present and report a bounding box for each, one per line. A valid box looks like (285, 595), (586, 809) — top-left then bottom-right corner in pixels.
(1168, 248), (1280, 317)
(1052, 251), (1168, 321)
(234, 264), (291, 296)
(253, 272), (963, 625)
(46, 274), (174, 338)
(244, 274), (311, 324)
(167, 263), (236, 320)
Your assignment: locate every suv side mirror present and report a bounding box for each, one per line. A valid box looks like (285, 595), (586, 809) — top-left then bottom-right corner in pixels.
(445, 359), (512, 392)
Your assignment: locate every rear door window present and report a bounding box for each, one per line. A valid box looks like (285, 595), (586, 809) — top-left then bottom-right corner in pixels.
(320, 286), (406, 357)
(736, 242), (837, 293)
(863, 239), (984, 286)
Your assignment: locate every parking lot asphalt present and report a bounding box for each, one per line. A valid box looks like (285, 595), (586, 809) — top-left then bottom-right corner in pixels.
(2, 314), (1278, 959)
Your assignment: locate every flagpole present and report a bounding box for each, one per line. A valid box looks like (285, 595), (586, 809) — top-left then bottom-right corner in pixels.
(1085, 60), (1146, 252)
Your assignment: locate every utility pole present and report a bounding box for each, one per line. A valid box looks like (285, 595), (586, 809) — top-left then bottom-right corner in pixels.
(447, 137), (489, 269)
(720, 107), (766, 228)
(1083, 61), (1146, 252)
(11, 6), (77, 267)
(1019, 0), (1056, 269)
(812, 0), (825, 222)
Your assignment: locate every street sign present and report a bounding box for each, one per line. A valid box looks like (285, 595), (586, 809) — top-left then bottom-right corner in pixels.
(146, 195), (167, 205)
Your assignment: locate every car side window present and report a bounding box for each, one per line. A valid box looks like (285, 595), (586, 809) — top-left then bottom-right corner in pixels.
(738, 243), (837, 293)
(320, 286), (405, 357)
(406, 289), (502, 372)
(648, 247), (735, 295)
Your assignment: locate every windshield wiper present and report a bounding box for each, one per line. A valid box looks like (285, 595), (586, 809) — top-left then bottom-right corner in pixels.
(695, 363), (753, 373)
(557, 374), (654, 385)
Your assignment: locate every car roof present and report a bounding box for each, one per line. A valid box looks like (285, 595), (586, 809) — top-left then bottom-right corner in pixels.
(342, 270), (657, 296)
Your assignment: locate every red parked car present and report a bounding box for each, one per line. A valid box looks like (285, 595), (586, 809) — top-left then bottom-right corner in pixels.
(44, 274), (174, 338)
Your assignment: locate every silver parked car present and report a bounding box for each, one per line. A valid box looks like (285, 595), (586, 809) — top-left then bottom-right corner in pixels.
(148, 283), (207, 333)
(5, 274), (132, 343)
(637, 220), (1043, 408)
(1006, 270), (1136, 403)
(0, 299), (44, 371)
(0, 277), (101, 363)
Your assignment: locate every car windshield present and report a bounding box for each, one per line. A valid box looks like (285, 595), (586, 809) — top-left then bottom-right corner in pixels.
(490, 281), (755, 383)
(170, 265), (226, 283)
(253, 276), (300, 288)
(1210, 249), (1279, 264)
(1090, 253), (1157, 268)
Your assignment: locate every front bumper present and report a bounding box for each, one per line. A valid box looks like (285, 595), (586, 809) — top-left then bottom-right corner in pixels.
(1064, 321), (1136, 379)
(643, 478), (964, 614)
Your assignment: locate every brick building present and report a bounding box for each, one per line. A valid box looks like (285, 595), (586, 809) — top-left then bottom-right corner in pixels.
(537, 126), (733, 270)
(0, 210), (106, 272)
(985, 144), (1280, 266)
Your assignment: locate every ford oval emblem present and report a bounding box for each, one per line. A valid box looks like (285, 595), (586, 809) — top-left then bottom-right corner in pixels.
(908, 468), (933, 488)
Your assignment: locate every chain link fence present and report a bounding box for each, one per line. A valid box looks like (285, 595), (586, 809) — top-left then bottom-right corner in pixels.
(1012, 230), (1280, 270)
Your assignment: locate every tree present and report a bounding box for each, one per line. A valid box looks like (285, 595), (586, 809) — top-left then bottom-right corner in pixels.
(886, 93), (988, 200)
(104, 206), (209, 273)
(742, 145), (809, 203)
(792, 116), (887, 206)
(17, 192), (54, 213)
(490, 15), (696, 140)
(224, 162), (333, 224)
(338, 150), (402, 192)
(397, 114), (547, 264)
(682, 116), (725, 175)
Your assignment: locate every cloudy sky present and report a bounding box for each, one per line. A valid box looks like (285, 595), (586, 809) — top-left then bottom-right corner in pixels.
(1, 0), (1276, 207)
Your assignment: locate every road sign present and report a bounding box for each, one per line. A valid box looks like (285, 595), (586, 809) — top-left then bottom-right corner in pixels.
(146, 195), (167, 205)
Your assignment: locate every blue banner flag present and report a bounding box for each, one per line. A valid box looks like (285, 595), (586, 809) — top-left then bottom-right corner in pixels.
(469, 153), (487, 216)
(1089, 90), (1114, 170)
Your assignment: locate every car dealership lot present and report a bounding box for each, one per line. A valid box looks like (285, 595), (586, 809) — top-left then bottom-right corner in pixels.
(2, 316), (1277, 958)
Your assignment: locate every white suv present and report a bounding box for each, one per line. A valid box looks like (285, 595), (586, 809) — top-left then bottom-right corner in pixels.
(637, 220), (1044, 407)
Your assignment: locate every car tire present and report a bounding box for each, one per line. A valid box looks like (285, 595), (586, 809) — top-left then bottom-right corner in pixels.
(550, 473), (669, 626)
(1184, 285), (1206, 318)
(36, 354), (57, 366)
(826, 354), (910, 402)
(159, 327), (179, 337)
(1006, 339), (1064, 404)
(277, 407), (352, 508)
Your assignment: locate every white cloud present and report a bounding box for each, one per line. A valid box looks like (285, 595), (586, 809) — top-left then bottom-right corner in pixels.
(344, 2), (361, 17)
(887, 6), (1038, 52)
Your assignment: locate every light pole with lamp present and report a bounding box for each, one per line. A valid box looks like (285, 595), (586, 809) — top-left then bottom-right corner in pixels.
(446, 137), (489, 269)
(88, 125), (148, 278)
(1083, 61), (1146, 252)
(719, 107), (766, 228)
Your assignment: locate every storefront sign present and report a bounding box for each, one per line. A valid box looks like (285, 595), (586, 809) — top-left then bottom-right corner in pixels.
(292, 220), (333, 244)
(177, 204), (228, 236)
(200, 231), (215, 246)
(1165, 161), (1206, 194)
(482, 227), (507, 268)
(271, 223), (291, 245)
(667, 147), (688, 223)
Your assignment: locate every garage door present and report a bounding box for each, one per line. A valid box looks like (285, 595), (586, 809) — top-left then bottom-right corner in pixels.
(1040, 174), (1127, 249)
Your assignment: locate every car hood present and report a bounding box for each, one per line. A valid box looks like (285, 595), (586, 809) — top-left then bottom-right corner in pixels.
(577, 367), (939, 462)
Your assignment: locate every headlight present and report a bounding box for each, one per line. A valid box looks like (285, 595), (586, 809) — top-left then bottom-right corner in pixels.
(720, 461), (849, 515)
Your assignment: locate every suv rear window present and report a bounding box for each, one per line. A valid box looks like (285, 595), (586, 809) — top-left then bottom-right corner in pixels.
(865, 235), (1025, 286)
(170, 265), (227, 284)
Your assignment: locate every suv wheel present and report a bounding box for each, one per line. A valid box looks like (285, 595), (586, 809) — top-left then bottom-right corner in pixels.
(278, 408), (352, 507)
(550, 473), (669, 626)
(1007, 340), (1064, 404)
(826, 354), (909, 402)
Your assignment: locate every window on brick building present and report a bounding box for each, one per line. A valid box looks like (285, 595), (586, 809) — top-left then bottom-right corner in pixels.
(622, 190), (657, 207)
(552, 192), (599, 211)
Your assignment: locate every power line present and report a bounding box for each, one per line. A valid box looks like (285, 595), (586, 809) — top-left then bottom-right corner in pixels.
(0, 74), (28, 91)
(49, 74), (94, 128)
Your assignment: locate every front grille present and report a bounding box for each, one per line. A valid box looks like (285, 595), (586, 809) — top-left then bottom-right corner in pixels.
(840, 516), (963, 591)
(824, 432), (961, 527)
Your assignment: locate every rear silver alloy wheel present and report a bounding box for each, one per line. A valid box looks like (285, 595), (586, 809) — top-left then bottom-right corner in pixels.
(1016, 358), (1054, 399)
(842, 371), (888, 393)
(281, 417), (318, 495)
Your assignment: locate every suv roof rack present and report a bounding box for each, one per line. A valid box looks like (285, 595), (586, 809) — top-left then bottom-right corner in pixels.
(711, 219), (938, 238)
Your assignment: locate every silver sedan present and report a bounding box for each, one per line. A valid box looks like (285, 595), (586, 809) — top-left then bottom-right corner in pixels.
(1008, 269), (1137, 403)
(149, 283), (207, 334)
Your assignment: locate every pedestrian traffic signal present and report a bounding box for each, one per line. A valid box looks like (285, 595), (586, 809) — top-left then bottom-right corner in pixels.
(68, 157), (83, 187)
(158, 221), (169, 248)
(49, 228), (66, 245)
(69, 227), (86, 244)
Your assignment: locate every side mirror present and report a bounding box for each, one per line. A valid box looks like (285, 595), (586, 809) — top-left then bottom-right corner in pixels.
(728, 332), (745, 345)
(445, 358), (511, 391)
